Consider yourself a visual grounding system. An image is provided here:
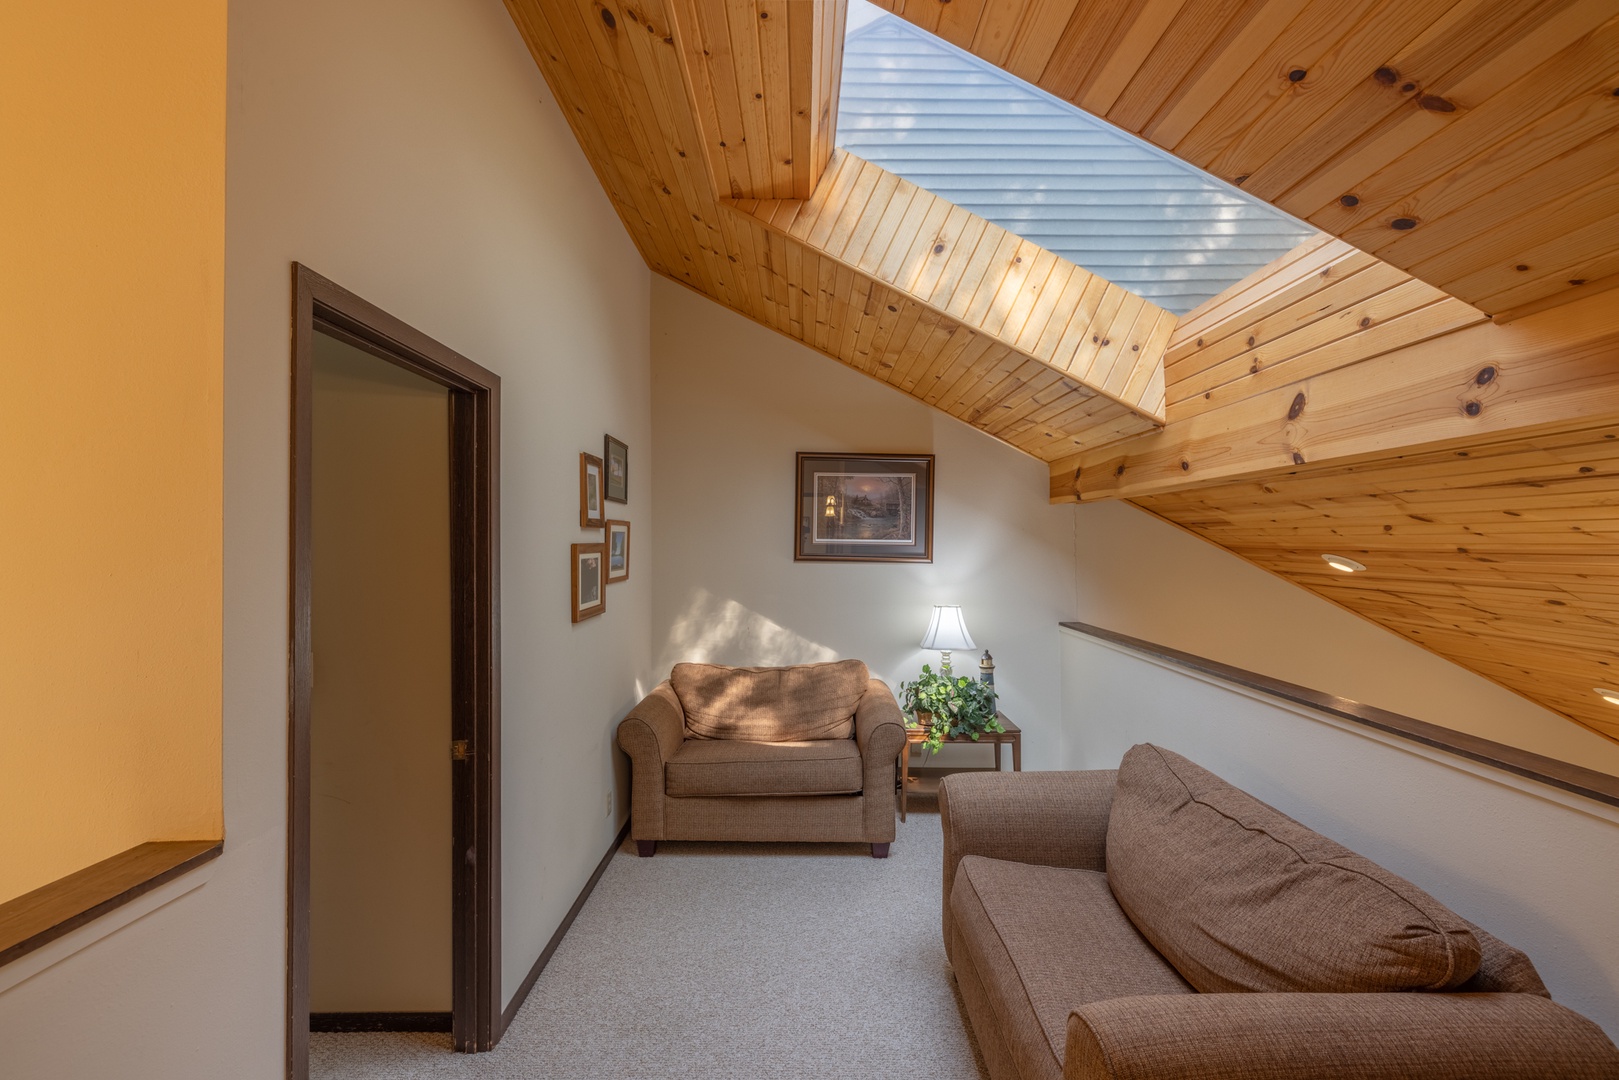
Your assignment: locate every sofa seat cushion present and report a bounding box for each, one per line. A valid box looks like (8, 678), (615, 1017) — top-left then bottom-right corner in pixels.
(672, 660), (867, 742)
(665, 738), (863, 797)
(1107, 743), (1482, 995)
(950, 855), (1192, 1080)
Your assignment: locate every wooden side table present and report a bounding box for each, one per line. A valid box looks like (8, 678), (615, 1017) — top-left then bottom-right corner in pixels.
(898, 712), (1020, 821)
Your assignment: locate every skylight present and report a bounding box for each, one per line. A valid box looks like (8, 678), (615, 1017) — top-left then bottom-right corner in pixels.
(837, 1), (1319, 315)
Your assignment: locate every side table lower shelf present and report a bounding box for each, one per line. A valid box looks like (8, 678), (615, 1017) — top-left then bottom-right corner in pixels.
(898, 712), (1021, 822)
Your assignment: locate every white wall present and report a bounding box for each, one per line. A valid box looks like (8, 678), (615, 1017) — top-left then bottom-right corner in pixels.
(651, 278), (1074, 769)
(1064, 628), (1619, 1037)
(0, 0), (651, 1074)
(1072, 500), (1619, 774)
(309, 336), (452, 1012)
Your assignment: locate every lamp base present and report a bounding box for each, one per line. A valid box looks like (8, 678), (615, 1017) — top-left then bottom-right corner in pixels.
(940, 650), (953, 677)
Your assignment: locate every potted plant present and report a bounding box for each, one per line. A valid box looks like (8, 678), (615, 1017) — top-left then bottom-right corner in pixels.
(898, 664), (1003, 754)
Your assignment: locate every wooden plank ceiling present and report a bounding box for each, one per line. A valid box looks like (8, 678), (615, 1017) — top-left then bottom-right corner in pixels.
(1137, 421), (1619, 742)
(872, 0), (1619, 321)
(503, 0), (1173, 460)
(504, 0), (1619, 751)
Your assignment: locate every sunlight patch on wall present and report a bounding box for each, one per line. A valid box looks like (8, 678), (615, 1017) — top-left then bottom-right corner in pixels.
(657, 588), (839, 675)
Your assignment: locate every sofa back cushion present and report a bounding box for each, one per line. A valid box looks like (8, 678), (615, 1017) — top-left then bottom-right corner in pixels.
(672, 660), (868, 741)
(1106, 744), (1481, 994)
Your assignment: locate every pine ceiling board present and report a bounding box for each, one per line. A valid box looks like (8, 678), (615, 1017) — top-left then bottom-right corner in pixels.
(507, 0), (1169, 460)
(729, 154), (1177, 426)
(1135, 422), (1619, 746)
(1050, 287), (1619, 502)
(882, 0), (1619, 317)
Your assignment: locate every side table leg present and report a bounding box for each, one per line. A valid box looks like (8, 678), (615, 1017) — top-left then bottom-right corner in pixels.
(899, 742), (909, 822)
(994, 740), (1002, 772)
(1013, 735), (1021, 772)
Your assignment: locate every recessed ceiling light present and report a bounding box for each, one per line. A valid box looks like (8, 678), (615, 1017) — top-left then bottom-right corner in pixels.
(1322, 554), (1366, 573)
(1596, 688), (1619, 707)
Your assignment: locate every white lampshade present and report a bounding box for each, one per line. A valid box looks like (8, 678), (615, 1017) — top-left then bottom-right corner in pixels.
(920, 605), (975, 652)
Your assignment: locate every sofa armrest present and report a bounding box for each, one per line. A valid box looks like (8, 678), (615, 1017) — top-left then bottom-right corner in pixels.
(1065, 992), (1619, 1080)
(939, 770), (1116, 959)
(855, 678), (906, 761)
(856, 679), (906, 843)
(615, 681), (686, 840)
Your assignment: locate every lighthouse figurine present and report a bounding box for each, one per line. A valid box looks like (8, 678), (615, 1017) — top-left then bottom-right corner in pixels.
(979, 650), (995, 688)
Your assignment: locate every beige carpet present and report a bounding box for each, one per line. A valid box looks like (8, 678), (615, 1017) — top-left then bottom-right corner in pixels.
(311, 807), (988, 1079)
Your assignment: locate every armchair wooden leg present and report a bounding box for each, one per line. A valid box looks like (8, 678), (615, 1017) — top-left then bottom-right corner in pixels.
(636, 840), (657, 857)
(871, 843), (890, 859)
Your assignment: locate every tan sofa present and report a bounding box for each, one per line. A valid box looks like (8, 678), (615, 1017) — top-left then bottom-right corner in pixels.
(941, 744), (1619, 1080)
(616, 660), (907, 858)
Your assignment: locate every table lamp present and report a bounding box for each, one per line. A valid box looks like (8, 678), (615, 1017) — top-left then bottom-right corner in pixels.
(920, 605), (975, 677)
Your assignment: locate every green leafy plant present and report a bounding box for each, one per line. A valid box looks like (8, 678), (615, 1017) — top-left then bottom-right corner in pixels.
(898, 664), (1002, 754)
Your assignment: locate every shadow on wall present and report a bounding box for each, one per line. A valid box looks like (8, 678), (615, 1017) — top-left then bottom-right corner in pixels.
(656, 588), (838, 675)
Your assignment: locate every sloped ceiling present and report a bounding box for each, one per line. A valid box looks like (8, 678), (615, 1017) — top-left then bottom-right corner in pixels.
(870, 0), (1619, 322)
(504, 0), (1619, 752)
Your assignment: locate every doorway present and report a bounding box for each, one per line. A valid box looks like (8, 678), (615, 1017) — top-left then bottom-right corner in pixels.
(288, 264), (502, 1078)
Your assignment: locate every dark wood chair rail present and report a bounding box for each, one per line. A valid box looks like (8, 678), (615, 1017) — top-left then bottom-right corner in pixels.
(0, 839), (223, 968)
(1060, 620), (1619, 809)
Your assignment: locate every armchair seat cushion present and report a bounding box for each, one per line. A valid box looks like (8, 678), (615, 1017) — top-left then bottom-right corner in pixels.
(950, 855), (1193, 1080)
(672, 660), (868, 741)
(665, 738), (863, 797)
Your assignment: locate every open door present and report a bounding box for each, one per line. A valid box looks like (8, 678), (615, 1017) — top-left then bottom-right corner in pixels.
(287, 264), (502, 1077)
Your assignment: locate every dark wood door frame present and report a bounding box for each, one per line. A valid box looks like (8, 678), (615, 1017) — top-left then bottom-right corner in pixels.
(288, 263), (502, 1077)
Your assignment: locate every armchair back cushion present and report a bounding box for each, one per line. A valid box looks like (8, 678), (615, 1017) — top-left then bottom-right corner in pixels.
(1106, 743), (1482, 995)
(672, 659), (868, 742)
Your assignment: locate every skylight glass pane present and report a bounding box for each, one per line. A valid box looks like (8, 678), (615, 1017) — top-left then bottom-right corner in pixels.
(836, 0), (1319, 315)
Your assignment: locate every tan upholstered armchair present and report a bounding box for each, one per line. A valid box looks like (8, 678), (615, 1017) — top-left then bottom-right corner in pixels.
(616, 660), (908, 858)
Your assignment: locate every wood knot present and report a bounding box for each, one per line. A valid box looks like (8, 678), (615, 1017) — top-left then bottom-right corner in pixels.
(1195, 338), (1204, 347)
(1233, 174), (1249, 185)
(1418, 95), (1456, 113)
(754, 93), (763, 100)
(1359, 316), (1371, 328)
(1515, 264), (1529, 271)
(1288, 392), (1306, 420)
(1548, 599), (1567, 606)
(1288, 68), (1307, 83)
(933, 243), (946, 254)
(600, 6), (616, 28)
(1373, 67), (1397, 85)
(1464, 400), (1481, 416)
(1180, 460), (1190, 471)
(1570, 278), (1587, 286)
(1132, 344), (1140, 352)
(1475, 365), (1496, 386)
(1292, 451), (1306, 465)
(759, 9), (768, 16)
(1391, 217), (1417, 230)
(887, 305), (897, 313)
(1115, 464), (1126, 477)
(1246, 335), (1256, 347)
(1339, 194), (1359, 207)
(1581, 466), (1596, 473)
(1100, 338), (1111, 347)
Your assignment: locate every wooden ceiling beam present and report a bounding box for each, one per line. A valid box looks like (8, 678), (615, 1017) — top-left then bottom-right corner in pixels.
(1050, 283), (1619, 503)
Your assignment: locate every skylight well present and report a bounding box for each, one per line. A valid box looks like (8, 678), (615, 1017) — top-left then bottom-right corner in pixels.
(837, 0), (1318, 315)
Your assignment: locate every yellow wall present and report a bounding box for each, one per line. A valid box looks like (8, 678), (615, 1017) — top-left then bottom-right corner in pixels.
(0, 1), (226, 902)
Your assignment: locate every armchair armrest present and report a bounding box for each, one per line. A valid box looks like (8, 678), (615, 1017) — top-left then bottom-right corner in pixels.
(856, 679), (906, 843)
(615, 681), (686, 840)
(939, 770), (1116, 959)
(1066, 992), (1619, 1080)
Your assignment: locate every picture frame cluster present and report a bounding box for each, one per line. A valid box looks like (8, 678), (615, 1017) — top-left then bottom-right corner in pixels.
(572, 434), (631, 623)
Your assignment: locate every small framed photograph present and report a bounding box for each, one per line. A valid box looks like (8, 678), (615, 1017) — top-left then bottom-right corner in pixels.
(605, 520), (630, 583)
(604, 435), (628, 504)
(795, 452), (934, 563)
(571, 542), (607, 622)
(579, 452), (605, 528)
